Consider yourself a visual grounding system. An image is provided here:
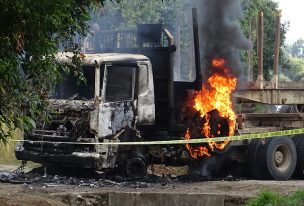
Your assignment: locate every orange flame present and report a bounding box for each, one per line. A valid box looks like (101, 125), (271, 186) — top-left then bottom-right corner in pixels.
(185, 128), (211, 159)
(185, 58), (237, 159)
(212, 58), (225, 67)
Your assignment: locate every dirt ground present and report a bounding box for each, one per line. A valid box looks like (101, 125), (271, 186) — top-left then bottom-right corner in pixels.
(1, 164), (304, 206)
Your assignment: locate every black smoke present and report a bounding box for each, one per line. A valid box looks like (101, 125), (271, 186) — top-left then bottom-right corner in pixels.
(197, 0), (252, 77)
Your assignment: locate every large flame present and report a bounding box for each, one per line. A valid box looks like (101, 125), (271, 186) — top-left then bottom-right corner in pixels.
(185, 58), (237, 159)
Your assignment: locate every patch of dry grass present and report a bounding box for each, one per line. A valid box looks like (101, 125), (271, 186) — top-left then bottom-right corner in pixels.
(0, 130), (22, 164)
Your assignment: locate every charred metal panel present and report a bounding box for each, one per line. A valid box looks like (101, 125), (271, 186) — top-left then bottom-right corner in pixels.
(97, 101), (135, 137)
(108, 47), (172, 129)
(241, 113), (304, 129)
(49, 99), (94, 111)
(137, 62), (155, 125)
(95, 139), (119, 169)
(89, 107), (99, 134)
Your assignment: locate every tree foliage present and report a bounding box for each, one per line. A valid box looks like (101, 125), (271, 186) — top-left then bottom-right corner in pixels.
(286, 57), (304, 80)
(290, 38), (304, 58)
(95, 0), (184, 30)
(280, 45), (304, 81)
(0, 0), (100, 141)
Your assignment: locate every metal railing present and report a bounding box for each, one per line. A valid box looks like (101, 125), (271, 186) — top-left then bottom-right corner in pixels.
(83, 28), (174, 52)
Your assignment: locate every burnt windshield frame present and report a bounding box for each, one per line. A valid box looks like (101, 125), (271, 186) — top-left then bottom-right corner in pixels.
(52, 66), (104, 100)
(104, 64), (136, 102)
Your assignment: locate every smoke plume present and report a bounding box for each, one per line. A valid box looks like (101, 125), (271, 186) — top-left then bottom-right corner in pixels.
(197, 0), (252, 77)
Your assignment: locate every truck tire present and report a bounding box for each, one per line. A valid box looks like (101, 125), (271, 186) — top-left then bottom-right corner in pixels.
(257, 139), (273, 179)
(292, 135), (303, 145)
(259, 137), (297, 180)
(293, 137), (304, 179)
(126, 157), (147, 178)
(247, 139), (262, 179)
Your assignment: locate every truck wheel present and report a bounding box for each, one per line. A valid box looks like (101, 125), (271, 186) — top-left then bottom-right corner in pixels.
(247, 139), (262, 179)
(293, 137), (304, 179)
(259, 137), (297, 180)
(126, 157), (147, 178)
(292, 135), (303, 145)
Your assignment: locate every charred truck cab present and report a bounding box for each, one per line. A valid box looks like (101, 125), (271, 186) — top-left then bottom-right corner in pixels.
(15, 53), (159, 174)
(15, 24), (207, 177)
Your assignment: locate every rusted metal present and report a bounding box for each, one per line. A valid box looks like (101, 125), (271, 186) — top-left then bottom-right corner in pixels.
(164, 29), (174, 46)
(238, 113), (304, 133)
(238, 127), (281, 135)
(247, 18), (254, 82)
(243, 113), (304, 119)
(272, 11), (282, 89)
(257, 11), (264, 89)
(235, 88), (304, 105)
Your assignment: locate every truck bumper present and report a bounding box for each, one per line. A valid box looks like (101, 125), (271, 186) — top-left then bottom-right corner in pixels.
(15, 145), (101, 169)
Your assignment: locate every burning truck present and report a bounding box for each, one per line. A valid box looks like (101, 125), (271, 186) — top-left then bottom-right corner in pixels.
(16, 56), (238, 176)
(15, 21), (241, 178)
(15, 3), (304, 181)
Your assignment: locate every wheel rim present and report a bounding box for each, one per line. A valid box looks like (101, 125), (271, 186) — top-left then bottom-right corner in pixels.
(273, 144), (291, 172)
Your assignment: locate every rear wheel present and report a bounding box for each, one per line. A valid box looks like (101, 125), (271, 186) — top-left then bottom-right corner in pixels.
(247, 139), (262, 179)
(292, 134), (303, 146)
(258, 137), (296, 180)
(293, 136), (304, 179)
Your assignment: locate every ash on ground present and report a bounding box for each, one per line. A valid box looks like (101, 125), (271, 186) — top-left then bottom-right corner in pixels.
(0, 164), (242, 189)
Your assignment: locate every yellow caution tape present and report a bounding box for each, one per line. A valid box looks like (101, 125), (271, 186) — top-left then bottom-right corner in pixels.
(10, 128), (304, 146)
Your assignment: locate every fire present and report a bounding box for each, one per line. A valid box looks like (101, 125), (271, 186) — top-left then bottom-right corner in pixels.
(185, 58), (237, 159)
(212, 58), (225, 67)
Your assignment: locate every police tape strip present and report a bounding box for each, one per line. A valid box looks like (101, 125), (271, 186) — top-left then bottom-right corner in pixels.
(9, 128), (304, 146)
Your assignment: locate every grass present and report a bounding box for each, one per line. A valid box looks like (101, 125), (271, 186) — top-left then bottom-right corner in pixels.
(0, 130), (22, 164)
(246, 190), (304, 206)
(0, 130), (40, 169)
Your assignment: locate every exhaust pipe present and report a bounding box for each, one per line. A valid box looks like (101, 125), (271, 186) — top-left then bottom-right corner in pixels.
(192, 7), (203, 90)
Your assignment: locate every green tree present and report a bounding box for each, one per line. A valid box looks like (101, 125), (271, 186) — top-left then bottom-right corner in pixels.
(280, 47), (304, 81)
(96, 0), (184, 30)
(240, 0), (288, 81)
(290, 38), (304, 58)
(287, 57), (304, 80)
(0, 0), (102, 141)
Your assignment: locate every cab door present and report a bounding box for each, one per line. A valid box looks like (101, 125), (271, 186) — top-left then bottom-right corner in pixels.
(97, 64), (137, 137)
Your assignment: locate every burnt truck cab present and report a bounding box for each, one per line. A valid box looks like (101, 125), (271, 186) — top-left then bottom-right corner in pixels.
(15, 52), (156, 171)
(15, 27), (204, 176)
